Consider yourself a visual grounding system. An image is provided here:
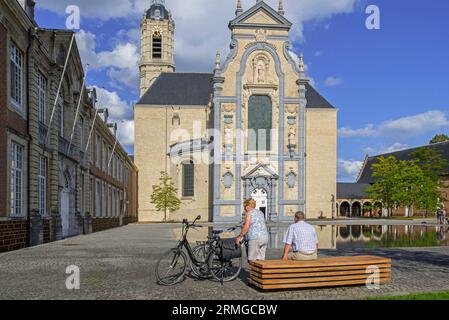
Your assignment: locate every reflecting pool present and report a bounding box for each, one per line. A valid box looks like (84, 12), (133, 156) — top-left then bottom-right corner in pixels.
(205, 224), (449, 249)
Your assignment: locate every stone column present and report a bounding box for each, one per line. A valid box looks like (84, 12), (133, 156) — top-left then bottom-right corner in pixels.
(29, 209), (43, 246)
(83, 212), (93, 234)
(52, 210), (62, 241)
(75, 211), (84, 235)
(271, 178), (277, 220)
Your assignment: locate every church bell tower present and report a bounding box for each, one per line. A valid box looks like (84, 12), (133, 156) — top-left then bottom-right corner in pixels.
(140, 0), (175, 97)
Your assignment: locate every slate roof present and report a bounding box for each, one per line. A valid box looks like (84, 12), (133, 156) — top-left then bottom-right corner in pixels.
(137, 73), (214, 106)
(357, 141), (449, 184)
(337, 183), (370, 199)
(137, 73), (336, 109)
(305, 83), (335, 109)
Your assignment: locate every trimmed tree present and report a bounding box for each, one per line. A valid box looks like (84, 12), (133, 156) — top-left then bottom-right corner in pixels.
(150, 172), (181, 222)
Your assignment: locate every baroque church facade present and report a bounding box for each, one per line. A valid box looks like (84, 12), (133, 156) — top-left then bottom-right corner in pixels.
(135, 0), (338, 223)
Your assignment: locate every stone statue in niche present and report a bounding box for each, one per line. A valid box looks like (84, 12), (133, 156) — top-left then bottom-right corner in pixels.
(256, 60), (266, 83)
(252, 55), (270, 84)
(288, 127), (296, 146)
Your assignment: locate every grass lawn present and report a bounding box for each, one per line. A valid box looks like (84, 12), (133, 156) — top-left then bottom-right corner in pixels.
(368, 291), (449, 300)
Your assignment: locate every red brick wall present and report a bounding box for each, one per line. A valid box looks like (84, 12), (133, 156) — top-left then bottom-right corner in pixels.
(0, 220), (28, 253)
(92, 218), (120, 233)
(123, 216), (138, 225)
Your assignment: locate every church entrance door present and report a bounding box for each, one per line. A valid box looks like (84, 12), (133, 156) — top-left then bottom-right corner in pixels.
(251, 188), (268, 221)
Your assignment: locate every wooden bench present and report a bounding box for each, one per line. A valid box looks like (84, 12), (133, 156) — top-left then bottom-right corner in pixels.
(249, 255), (392, 291)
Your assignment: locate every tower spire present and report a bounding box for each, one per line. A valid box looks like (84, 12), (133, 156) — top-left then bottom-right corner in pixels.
(215, 49), (221, 71)
(299, 53), (306, 79)
(278, 0), (285, 15)
(236, 0), (243, 16)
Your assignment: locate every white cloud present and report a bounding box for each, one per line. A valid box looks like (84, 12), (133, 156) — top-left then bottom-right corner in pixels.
(339, 111), (449, 139)
(324, 76), (343, 87)
(92, 87), (134, 147)
(75, 30), (140, 89)
(117, 120), (135, 148)
(338, 159), (363, 181)
(94, 86), (132, 120)
(41, 0), (361, 72)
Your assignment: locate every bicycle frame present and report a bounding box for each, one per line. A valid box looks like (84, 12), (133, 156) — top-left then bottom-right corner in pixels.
(173, 221), (209, 268)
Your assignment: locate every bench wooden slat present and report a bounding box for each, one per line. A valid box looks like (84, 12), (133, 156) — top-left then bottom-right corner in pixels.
(251, 264), (392, 275)
(251, 273), (391, 285)
(251, 256), (392, 269)
(250, 268), (391, 279)
(249, 277), (392, 290)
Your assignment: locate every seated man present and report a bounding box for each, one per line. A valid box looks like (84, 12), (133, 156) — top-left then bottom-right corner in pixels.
(282, 211), (319, 261)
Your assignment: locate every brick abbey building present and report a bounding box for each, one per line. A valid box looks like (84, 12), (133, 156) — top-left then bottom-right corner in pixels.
(0, 0), (138, 253)
(337, 141), (449, 218)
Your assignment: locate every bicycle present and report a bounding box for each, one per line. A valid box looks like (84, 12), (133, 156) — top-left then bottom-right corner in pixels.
(201, 225), (244, 283)
(155, 216), (243, 286)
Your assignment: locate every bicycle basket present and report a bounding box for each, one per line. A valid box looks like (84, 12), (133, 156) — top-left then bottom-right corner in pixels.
(218, 238), (242, 262)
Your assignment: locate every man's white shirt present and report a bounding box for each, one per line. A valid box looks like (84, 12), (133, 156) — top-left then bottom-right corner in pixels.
(283, 221), (318, 254)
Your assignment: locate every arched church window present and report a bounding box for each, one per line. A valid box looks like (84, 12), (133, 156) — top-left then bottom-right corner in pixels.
(154, 9), (161, 19)
(152, 31), (162, 59)
(182, 161), (194, 197)
(248, 95), (272, 151)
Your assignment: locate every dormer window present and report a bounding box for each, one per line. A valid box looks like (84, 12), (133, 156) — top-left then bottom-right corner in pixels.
(154, 9), (161, 19)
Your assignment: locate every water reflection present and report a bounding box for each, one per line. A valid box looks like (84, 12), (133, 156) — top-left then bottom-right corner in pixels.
(207, 224), (449, 249)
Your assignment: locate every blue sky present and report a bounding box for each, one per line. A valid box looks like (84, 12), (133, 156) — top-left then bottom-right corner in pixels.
(35, 0), (449, 182)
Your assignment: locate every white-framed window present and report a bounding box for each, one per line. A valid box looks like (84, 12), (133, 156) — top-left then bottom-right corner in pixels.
(107, 187), (112, 217)
(112, 189), (115, 217)
(38, 156), (47, 216)
(90, 177), (94, 215)
(80, 173), (84, 215)
(114, 156), (117, 179)
(103, 142), (107, 172)
(103, 182), (107, 217)
(38, 72), (47, 124)
(58, 92), (64, 137)
(96, 181), (101, 217)
(10, 142), (24, 216)
(79, 117), (84, 151)
(10, 43), (23, 108)
(96, 134), (101, 168)
(108, 147), (112, 176)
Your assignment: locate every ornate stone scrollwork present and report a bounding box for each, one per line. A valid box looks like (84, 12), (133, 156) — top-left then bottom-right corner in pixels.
(255, 29), (268, 43)
(223, 171), (234, 189)
(287, 170), (297, 189)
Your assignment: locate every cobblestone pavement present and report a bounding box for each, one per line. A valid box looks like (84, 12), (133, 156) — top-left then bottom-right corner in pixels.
(0, 224), (448, 300)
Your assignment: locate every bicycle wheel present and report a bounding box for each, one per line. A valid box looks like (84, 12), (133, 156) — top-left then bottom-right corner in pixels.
(155, 249), (187, 286)
(191, 244), (212, 279)
(207, 249), (242, 283)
